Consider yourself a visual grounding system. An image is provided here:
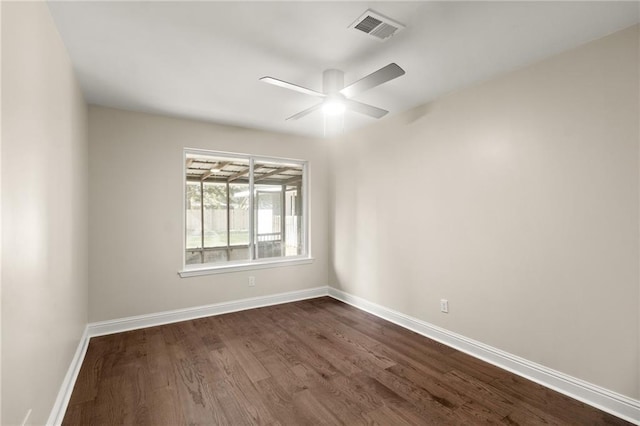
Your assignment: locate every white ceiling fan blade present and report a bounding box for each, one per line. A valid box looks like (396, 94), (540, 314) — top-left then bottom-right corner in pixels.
(286, 103), (323, 121)
(340, 63), (405, 98)
(260, 77), (326, 98)
(345, 99), (388, 119)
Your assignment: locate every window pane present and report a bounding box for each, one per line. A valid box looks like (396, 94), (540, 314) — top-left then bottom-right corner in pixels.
(185, 153), (250, 265)
(254, 161), (304, 259)
(285, 186), (303, 256)
(185, 181), (202, 250)
(230, 183), (250, 246)
(203, 182), (227, 248)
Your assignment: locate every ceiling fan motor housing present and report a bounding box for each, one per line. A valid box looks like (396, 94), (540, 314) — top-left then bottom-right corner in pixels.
(323, 69), (345, 94)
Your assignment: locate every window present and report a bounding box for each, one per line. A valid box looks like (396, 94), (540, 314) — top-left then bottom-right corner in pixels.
(182, 149), (309, 274)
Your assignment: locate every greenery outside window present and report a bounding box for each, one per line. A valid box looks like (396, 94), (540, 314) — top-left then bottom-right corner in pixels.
(182, 149), (309, 273)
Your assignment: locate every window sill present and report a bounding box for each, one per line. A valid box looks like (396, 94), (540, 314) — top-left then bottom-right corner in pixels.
(178, 257), (314, 278)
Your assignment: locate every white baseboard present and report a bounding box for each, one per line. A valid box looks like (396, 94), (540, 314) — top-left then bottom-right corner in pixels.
(88, 286), (329, 337)
(46, 326), (90, 426)
(327, 287), (640, 425)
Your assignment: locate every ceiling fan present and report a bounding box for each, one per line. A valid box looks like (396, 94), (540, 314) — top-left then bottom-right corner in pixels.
(260, 63), (405, 121)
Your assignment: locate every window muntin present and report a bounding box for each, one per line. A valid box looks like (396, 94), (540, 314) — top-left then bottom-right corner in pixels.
(184, 150), (307, 269)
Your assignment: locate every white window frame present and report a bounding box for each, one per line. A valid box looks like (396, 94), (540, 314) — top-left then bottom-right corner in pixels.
(179, 148), (312, 277)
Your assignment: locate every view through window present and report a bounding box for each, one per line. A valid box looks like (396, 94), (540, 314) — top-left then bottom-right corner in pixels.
(185, 150), (307, 267)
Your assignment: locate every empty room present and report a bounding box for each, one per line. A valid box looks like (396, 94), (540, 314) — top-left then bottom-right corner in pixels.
(2, 1), (639, 425)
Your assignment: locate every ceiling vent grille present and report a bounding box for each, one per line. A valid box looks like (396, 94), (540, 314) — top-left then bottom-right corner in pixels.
(349, 9), (405, 42)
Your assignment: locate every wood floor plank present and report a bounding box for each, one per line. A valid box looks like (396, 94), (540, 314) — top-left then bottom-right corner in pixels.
(207, 347), (280, 425)
(277, 311), (363, 377)
(363, 402), (438, 425)
(63, 297), (632, 426)
(254, 312), (343, 381)
(501, 403), (566, 426)
(257, 351), (309, 396)
(442, 368), (516, 417)
(298, 306), (398, 370)
(493, 374), (627, 425)
(384, 362), (468, 410)
(291, 389), (343, 425)
(147, 385), (188, 426)
(446, 350), (515, 383)
(164, 321), (230, 423)
(224, 337), (271, 383)
(254, 377), (299, 424)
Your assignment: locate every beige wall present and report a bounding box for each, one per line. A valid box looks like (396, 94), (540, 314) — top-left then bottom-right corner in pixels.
(330, 25), (639, 399)
(1, 2), (89, 425)
(88, 107), (329, 322)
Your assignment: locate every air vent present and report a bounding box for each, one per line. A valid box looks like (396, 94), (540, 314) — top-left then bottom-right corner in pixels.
(349, 9), (405, 42)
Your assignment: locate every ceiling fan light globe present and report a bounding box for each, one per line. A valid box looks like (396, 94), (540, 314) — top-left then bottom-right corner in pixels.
(322, 100), (346, 116)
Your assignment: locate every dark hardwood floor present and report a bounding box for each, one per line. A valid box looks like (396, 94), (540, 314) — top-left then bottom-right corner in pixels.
(63, 297), (631, 425)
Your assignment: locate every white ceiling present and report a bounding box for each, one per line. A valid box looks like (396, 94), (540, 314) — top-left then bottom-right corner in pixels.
(47, 1), (639, 138)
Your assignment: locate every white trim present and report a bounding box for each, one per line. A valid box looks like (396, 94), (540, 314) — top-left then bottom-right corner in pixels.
(46, 326), (90, 426)
(185, 148), (304, 165)
(88, 286), (328, 337)
(327, 287), (640, 425)
(178, 257), (314, 277)
(302, 160), (310, 258)
(182, 150), (187, 269)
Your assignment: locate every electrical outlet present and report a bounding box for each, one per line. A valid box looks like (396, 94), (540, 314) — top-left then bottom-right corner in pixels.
(440, 299), (449, 313)
(248, 276), (256, 287)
